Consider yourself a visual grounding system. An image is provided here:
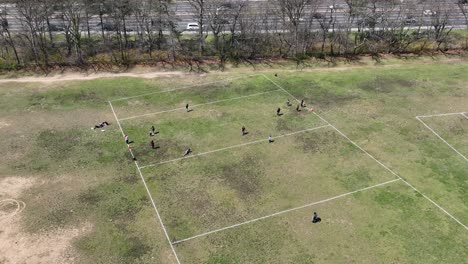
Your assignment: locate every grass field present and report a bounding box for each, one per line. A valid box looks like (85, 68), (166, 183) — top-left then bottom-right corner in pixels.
(0, 58), (467, 263)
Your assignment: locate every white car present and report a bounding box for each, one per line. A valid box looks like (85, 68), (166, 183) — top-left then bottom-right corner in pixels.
(423, 10), (436, 16)
(186, 22), (200, 30)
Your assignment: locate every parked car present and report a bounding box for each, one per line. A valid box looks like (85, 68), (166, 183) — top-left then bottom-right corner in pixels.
(186, 22), (199, 30)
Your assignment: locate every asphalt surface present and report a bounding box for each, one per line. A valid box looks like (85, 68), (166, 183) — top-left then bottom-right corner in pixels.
(0, 0), (467, 34)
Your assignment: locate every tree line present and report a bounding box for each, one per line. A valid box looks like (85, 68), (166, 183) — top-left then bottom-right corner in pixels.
(0, 0), (467, 71)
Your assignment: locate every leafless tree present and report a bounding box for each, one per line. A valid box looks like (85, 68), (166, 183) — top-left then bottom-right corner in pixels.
(187, 0), (207, 56)
(0, 6), (21, 65)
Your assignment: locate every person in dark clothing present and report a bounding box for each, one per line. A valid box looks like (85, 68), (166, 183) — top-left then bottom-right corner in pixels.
(296, 104), (301, 112)
(277, 107), (281, 116)
(312, 212), (321, 223)
(149, 126), (156, 136)
(184, 148), (192, 156)
(301, 99), (306, 107)
(93, 121), (109, 129)
(150, 140), (155, 149)
(287, 99), (292, 106)
(124, 135), (129, 144)
(186, 103), (190, 112)
(242, 126), (247, 136)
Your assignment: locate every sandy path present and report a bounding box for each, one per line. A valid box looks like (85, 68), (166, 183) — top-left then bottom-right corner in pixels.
(0, 71), (185, 83)
(0, 58), (464, 84)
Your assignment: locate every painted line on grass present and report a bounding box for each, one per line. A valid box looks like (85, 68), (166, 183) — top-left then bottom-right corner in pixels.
(109, 101), (182, 264)
(263, 74), (468, 230)
(119, 89), (282, 121)
(416, 116), (468, 162)
(139, 125), (331, 169)
(110, 74), (262, 102)
(462, 113), (468, 119)
(172, 178), (401, 245)
(416, 112), (465, 118)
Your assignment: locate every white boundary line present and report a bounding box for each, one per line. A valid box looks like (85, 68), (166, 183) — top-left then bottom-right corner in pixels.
(416, 112), (465, 118)
(110, 74), (262, 102)
(139, 125), (331, 169)
(263, 74), (468, 230)
(462, 113), (468, 119)
(119, 89), (282, 121)
(109, 101), (182, 264)
(416, 116), (468, 162)
(172, 178), (401, 245)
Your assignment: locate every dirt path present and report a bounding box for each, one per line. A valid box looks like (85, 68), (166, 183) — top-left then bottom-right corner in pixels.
(0, 57), (464, 84)
(0, 71), (185, 83)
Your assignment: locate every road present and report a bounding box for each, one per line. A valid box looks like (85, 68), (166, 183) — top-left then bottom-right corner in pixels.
(0, 0), (467, 34)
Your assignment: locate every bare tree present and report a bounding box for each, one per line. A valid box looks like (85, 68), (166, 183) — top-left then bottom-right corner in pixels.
(187, 0), (207, 56)
(61, 0), (85, 64)
(457, 0), (468, 29)
(16, 0), (51, 67)
(0, 6), (21, 65)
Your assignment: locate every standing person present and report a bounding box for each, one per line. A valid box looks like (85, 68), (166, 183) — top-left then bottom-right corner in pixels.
(124, 135), (129, 144)
(296, 104), (301, 112)
(287, 99), (292, 106)
(301, 99), (305, 107)
(150, 140), (155, 149)
(277, 107), (281, 116)
(184, 148), (192, 156)
(186, 103), (190, 112)
(268, 135), (274, 143)
(150, 126), (156, 137)
(242, 126), (247, 136)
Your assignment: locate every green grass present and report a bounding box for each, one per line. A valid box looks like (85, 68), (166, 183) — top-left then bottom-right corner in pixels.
(0, 58), (467, 263)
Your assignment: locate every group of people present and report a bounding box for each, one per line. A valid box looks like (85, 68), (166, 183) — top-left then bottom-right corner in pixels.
(119, 94), (322, 223)
(123, 97), (313, 156)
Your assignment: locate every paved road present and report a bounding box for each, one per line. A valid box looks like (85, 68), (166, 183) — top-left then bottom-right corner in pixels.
(0, 0), (467, 34)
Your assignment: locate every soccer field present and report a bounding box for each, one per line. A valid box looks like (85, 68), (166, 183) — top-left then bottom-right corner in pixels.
(108, 71), (467, 263)
(0, 59), (467, 263)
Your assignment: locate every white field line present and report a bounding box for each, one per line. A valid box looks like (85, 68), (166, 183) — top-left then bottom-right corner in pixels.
(119, 89), (282, 121)
(416, 116), (468, 162)
(110, 74), (261, 102)
(172, 178), (401, 245)
(462, 113), (468, 119)
(416, 112), (465, 118)
(139, 125), (331, 169)
(262, 74), (468, 230)
(109, 102), (182, 264)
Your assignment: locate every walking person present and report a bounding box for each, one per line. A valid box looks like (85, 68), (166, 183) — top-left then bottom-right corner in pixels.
(184, 148), (192, 156)
(186, 103), (190, 112)
(287, 99), (292, 106)
(277, 107), (282, 116)
(124, 135), (129, 144)
(301, 99), (306, 108)
(296, 104), (301, 112)
(150, 140), (155, 149)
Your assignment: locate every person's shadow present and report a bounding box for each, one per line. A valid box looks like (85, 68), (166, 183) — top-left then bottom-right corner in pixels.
(312, 217), (321, 223)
